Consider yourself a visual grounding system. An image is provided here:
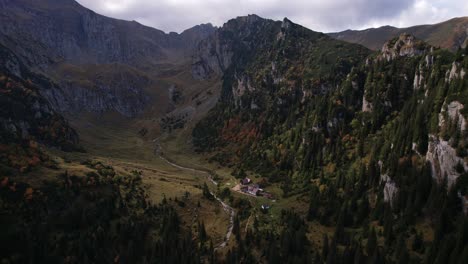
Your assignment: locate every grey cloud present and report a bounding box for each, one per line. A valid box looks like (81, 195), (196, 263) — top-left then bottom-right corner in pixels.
(75, 0), (464, 33)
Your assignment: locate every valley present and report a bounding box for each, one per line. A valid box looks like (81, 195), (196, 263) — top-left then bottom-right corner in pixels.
(0, 0), (467, 263)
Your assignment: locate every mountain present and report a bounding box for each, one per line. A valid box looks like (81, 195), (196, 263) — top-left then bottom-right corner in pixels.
(192, 15), (369, 92)
(0, 0), (216, 117)
(1, 1), (468, 263)
(329, 17), (468, 51)
(0, 0), (215, 67)
(0, 43), (81, 176)
(193, 15), (468, 262)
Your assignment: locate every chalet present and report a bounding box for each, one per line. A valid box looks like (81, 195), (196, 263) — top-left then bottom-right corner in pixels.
(261, 205), (270, 210)
(240, 177), (251, 185)
(241, 184), (262, 196)
(247, 185), (261, 196)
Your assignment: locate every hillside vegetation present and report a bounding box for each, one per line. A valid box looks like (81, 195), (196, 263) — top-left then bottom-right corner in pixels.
(193, 17), (468, 263)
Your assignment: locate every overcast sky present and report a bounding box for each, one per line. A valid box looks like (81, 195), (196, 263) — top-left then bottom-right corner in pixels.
(76, 0), (468, 33)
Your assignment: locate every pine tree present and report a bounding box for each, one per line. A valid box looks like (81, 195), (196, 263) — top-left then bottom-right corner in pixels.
(326, 234), (338, 264)
(367, 227), (377, 257)
(198, 221), (207, 243)
(233, 215), (241, 241)
(322, 234), (329, 259)
(397, 242), (409, 264)
(411, 232), (423, 253)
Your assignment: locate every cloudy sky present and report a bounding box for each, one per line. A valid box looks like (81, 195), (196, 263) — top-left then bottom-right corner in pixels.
(76, 0), (468, 33)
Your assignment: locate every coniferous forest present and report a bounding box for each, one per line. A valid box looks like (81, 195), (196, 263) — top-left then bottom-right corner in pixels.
(0, 1), (467, 263)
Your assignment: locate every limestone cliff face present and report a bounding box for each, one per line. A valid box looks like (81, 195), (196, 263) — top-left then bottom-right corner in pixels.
(191, 15), (275, 80)
(191, 31), (234, 79)
(426, 99), (467, 188)
(0, 0), (215, 117)
(381, 173), (398, 205)
(0, 45), (79, 150)
(380, 33), (428, 62)
(426, 136), (467, 187)
(0, 0), (210, 67)
(362, 95), (373, 112)
(42, 72), (151, 117)
(362, 34), (436, 113)
(447, 62), (467, 82)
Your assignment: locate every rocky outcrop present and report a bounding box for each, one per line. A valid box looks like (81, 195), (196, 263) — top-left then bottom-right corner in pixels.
(426, 99), (467, 188)
(42, 65), (152, 117)
(362, 94), (373, 112)
(413, 66), (425, 90)
(426, 135), (467, 187)
(377, 160), (399, 205)
(380, 33), (428, 61)
(179, 23), (217, 54)
(191, 34), (233, 79)
(232, 74), (255, 106)
(191, 15), (277, 80)
(447, 62), (467, 82)
(0, 67), (79, 151)
(381, 173), (398, 205)
(42, 80), (149, 117)
(439, 101), (467, 131)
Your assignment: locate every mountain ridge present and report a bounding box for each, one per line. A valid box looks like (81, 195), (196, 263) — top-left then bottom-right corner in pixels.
(329, 16), (468, 51)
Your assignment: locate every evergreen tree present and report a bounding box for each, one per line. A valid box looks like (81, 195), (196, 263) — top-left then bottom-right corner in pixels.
(322, 234), (329, 259)
(367, 227), (377, 257)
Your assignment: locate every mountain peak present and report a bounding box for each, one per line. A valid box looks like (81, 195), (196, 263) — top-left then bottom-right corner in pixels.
(380, 33), (430, 61)
(282, 17), (293, 29)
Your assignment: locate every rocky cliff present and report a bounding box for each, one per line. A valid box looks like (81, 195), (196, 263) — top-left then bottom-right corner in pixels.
(380, 33), (429, 61)
(0, 44), (80, 151)
(192, 15), (370, 104)
(192, 15), (272, 80)
(0, 0), (216, 117)
(0, 0), (214, 68)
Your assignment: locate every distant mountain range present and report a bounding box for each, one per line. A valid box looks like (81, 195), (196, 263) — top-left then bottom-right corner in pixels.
(329, 17), (468, 51)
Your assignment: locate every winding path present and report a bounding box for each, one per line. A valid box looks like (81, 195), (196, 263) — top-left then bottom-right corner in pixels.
(154, 140), (235, 250)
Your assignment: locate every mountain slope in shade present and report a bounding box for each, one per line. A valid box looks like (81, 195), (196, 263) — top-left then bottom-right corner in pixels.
(0, 0), (217, 117)
(329, 17), (468, 51)
(0, 43), (80, 149)
(0, 0), (215, 68)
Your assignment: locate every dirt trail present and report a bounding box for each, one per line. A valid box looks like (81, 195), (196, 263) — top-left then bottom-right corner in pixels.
(154, 140), (235, 250)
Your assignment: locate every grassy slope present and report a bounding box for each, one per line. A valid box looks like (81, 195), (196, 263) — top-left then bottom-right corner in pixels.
(159, 123), (336, 251)
(9, 109), (228, 250)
